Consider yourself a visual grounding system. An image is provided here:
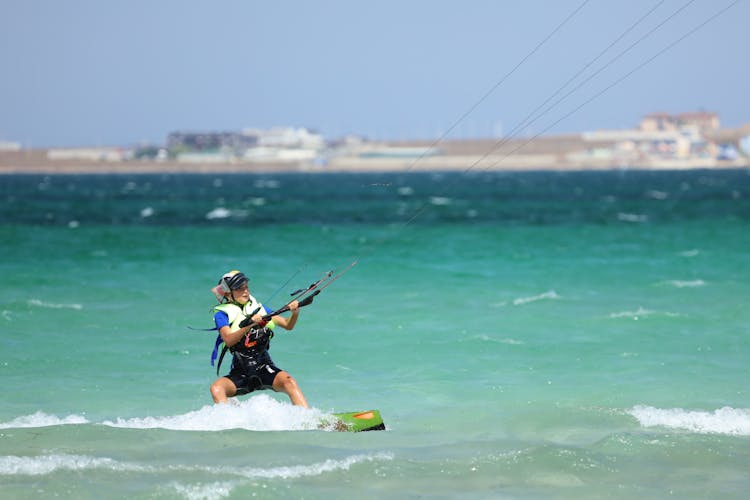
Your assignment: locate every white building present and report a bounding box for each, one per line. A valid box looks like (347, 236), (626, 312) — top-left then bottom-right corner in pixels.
(242, 127), (325, 149)
(0, 141), (21, 151)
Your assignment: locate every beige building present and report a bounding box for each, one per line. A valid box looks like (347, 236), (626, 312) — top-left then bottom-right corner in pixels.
(640, 111), (720, 133)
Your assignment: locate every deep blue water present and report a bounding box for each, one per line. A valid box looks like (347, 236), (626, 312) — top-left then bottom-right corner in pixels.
(2, 169), (749, 225)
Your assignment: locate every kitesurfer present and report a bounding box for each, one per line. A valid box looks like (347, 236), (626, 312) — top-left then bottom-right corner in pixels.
(209, 270), (309, 408)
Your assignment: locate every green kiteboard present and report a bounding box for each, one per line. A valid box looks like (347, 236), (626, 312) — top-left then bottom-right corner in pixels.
(328, 410), (385, 432)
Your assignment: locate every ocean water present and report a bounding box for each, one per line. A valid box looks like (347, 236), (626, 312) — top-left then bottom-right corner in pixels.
(1, 169), (749, 499)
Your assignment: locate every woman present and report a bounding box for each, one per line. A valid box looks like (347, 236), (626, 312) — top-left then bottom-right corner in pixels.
(209, 270), (309, 408)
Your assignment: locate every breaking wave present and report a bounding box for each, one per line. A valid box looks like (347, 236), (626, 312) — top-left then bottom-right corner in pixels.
(0, 395), (347, 433)
(101, 395), (325, 432)
(513, 290), (560, 306)
(629, 405), (750, 436)
(0, 411), (88, 429)
(0, 452), (393, 479)
(28, 299), (83, 310)
(608, 307), (679, 319)
(661, 279), (706, 288)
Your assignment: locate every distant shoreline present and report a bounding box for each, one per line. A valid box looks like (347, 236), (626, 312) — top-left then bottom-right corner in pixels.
(4, 113), (748, 175)
(1, 162), (747, 176)
(0, 161), (304, 176)
(3, 165), (749, 175)
(1, 137), (748, 175)
(1, 156), (747, 175)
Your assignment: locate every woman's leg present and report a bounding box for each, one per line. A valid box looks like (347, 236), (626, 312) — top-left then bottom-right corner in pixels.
(210, 376), (238, 403)
(272, 371), (309, 408)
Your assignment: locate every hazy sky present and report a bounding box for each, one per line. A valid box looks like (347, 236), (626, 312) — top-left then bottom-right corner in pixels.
(1, 0), (747, 147)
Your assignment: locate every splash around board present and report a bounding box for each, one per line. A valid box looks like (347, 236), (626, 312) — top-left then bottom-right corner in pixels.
(326, 410), (385, 432)
(94, 395), (385, 433)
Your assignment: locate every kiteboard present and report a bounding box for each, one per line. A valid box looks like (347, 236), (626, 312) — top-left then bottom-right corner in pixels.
(326, 410), (385, 432)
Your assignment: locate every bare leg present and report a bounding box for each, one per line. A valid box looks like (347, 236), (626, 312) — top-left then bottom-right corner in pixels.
(272, 371), (309, 408)
(210, 377), (238, 403)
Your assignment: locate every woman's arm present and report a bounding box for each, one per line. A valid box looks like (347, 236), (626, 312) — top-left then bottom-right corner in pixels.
(272, 301), (300, 330)
(219, 324), (253, 347)
(215, 310), (256, 347)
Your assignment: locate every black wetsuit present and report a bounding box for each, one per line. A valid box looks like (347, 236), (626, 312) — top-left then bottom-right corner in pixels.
(226, 330), (281, 395)
(215, 308), (281, 394)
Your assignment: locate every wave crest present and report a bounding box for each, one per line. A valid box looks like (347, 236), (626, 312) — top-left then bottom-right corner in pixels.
(0, 411), (88, 429)
(0, 396), (342, 433)
(663, 279), (706, 288)
(629, 405), (750, 436)
(513, 290), (559, 306)
(102, 394), (326, 432)
(28, 299), (83, 310)
(0, 452), (393, 479)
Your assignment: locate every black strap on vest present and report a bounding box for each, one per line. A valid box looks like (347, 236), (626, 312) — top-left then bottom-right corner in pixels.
(215, 327), (274, 375)
(216, 344), (230, 376)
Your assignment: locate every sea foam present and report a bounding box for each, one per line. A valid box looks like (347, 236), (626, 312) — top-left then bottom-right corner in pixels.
(0, 396), (353, 433)
(205, 207), (249, 220)
(608, 307), (679, 319)
(102, 394), (327, 432)
(629, 405), (750, 436)
(0, 454), (137, 476)
(0, 411), (88, 429)
(662, 279), (706, 288)
(513, 290), (559, 306)
(27, 299), (83, 310)
(169, 481), (234, 500)
(0, 452), (393, 479)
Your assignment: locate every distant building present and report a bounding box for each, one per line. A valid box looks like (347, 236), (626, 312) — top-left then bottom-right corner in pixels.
(0, 141), (21, 152)
(47, 147), (129, 162)
(166, 127), (325, 163)
(579, 111), (731, 166)
(640, 111), (720, 133)
(740, 135), (750, 156)
(582, 128), (696, 160)
(167, 131), (258, 154)
(243, 127), (325, 149)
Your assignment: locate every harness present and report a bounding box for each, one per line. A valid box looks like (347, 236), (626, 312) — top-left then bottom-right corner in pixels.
(211, 299), (276, 375)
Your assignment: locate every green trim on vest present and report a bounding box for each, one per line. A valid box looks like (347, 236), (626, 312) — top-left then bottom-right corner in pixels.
(212, 298), (277, 341)
(211, 297), (278, 374)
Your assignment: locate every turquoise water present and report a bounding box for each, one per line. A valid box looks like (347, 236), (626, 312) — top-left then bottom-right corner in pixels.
(1, 170), (749, 499)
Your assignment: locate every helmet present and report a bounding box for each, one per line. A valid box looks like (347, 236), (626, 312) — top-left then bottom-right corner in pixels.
(220, 270), (248, 292)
